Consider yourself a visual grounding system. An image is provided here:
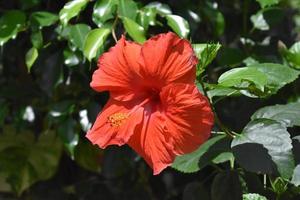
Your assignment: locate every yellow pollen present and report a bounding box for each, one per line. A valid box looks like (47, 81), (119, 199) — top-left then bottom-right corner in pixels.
(107, 113), (128, 127)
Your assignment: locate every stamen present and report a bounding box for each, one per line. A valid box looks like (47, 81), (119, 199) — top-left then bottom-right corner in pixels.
(107, 113), (128, 127)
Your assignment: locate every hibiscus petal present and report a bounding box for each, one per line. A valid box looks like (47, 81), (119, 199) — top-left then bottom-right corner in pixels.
(127, 107), (175, 175)
(139, 32), (197, 88)
(90, 36), (143, 101)
(160, 83), (214, 155)
(86, 98), (144, 148)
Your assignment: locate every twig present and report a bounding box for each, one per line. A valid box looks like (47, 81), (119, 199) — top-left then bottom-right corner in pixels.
(111, 16), (119, 43)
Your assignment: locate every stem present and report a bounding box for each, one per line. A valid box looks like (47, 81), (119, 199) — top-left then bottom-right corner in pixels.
(111, 16), (119, 43)
(198, 78), (235, 138)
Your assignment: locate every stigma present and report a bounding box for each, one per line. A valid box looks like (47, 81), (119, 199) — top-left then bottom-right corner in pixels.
(107, 113), (128, 127)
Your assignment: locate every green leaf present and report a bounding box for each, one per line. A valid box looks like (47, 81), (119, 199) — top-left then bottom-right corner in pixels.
(251, 102), (300, 127)
(0, 10), (26, 45)
(283, 41), (300, 69)
(256, 0), (279, 8)
(232, 119), (294, 179)
(92, 0), (117, 27)
(291, 164), (300, 186)
(218, 67), (268, 91)
(172, 135), (226, 173)
(30, 30), (43, 49)
(118, 0), (138, 20)
(212, 152), (234, 164)
(251, 11), (269, 30)
(211, 171), (243, 200)
(0, 127), (62, 195)
(137, 7), (157, 31)
(25, 47), (38, 72)
(30, 11), (58, 27)
(166, 15), (190, 38)
(145, 2), (172, 15)
(192, 43), (221, 71)
(59, 0), (89, 26)
(249, 63), (300, 94)
(63, 48), (81, 67)
(122, 17), (146, 44)
(243, 193), (268, 200)
(251, 8), (284, 31)
(69, 24), (91, 51)
(58, 118), (79, 159)
(207, 85), (241, 100)
(74, 140), (103, 173)
(83, 27), (111, 61)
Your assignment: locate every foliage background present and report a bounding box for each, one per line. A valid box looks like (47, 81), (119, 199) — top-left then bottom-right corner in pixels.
(0, 0), (300, 199)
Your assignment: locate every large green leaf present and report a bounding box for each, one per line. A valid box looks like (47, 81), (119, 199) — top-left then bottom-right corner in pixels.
(122, 17), (146, 44)
(172, 135), (226, 173)
(83, 28), (111, 61)
(30, 11), (58, 27)
(192, 43), (221, 73)
(232, 119), (294, 179)
(291, 164), (300, 186)
(166, 15), (190, 38)
(249, 63), (300, 94)
(69, 24), (91, 51)
(0, 127), (62, 195)
(92, 0), (117, 27)
(59, 0), (89, 25)
(118, 0), (138, 20)
(0, 10), (26, 45)
(251, 102), (300, 127)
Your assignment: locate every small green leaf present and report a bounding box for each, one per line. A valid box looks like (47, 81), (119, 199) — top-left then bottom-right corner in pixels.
(30, 11), (58, 27)
(212, 152), (234, 164)
(291, 165), (300, 186)
(30, 30), (43, 49)
(92, 0), (118, 27)
(122, 17), (146, 44)
(69, 24), (91, 51)
(251, 102), (300, 127)
(83, 27), (111, 61)
(59, 0), (89, 25)
(256, 0), (279, 8)
(251, 8), (284, 31)
(25, 47), (38, 72)
(243, 193), (268, 200)
(172, 135), (226, 173)
(192, 43), (221, 71)
(166, 15), (190, 38)
(283, 41), (300, 69)
(118, 0), (138, 20)
(145, 2), (172, 15)
(251, 11), (269, 30)
(232, 119), (294, 179)
(63, 48), (81, 67)
(0, 10), (26, 45)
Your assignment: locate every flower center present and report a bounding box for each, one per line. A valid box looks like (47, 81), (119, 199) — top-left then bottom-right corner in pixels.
(147, 88), (161, 103)
(107, 113), (128, 127)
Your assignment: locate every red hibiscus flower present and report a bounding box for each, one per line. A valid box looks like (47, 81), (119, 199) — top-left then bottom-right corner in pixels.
(86, 32), (214, 175)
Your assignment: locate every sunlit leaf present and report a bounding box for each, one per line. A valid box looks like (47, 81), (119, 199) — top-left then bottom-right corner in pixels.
(59, 0), (89, 25)
(83, 27), (111, 61)
(118, 0), (138, 20)
(166, 15), (190, 38)
(92, 0), (118, 27)
(243, 193), (267, 200)
(69, 24), (91, 51)
(291, 165), (300, 186)
(122, 17), (146, 44)
(145, 1), (172, 15)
